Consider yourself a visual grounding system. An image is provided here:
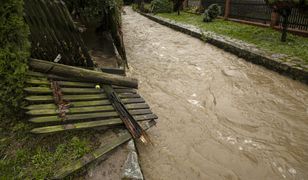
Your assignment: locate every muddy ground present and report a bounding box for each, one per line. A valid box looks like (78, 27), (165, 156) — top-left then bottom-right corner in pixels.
(123, 7), (308, 180)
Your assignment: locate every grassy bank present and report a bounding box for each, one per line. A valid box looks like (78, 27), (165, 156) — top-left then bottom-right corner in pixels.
(0, 121), (100, 179)
(157, 12), (308, 64)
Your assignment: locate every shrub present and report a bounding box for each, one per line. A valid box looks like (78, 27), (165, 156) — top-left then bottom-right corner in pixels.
(151, 0), (173, 14)
(0, 0), (30, 121)
(203, 4), (221, 22)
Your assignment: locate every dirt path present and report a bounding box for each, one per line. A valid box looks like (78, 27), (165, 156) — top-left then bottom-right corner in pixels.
(123, 7), (308, 180)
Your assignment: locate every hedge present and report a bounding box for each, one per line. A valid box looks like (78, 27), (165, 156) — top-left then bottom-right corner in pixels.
(0, 0), (30, 121)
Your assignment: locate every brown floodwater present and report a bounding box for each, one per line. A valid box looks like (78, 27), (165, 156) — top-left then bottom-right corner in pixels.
(123, 7), (308, 180)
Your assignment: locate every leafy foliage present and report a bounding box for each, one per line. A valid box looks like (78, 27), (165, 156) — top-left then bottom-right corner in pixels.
(0, 0), (30, 121)
(203, 4), (221, 22)
(151, 0), (173, 14)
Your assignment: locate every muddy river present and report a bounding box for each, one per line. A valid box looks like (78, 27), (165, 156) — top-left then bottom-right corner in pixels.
(123, 7), (308, 180)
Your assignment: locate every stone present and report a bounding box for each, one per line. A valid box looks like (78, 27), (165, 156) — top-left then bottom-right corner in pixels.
(121, 151), (144, 180)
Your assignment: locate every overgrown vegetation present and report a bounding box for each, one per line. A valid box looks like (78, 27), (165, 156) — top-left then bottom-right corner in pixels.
(203, 4), (221, 22)
(0, 123), (98, 179)
(0, 0), (30, 121)
(0, 1), (118, 179)
(157, 12), (308, 65)
(151, 0), (173, 14)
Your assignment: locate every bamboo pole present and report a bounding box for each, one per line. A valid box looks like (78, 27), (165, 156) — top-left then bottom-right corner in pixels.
(29, 59), (138, 88)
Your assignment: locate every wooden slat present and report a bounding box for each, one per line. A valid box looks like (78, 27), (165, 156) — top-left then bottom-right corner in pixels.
(24, 98), (146, 110)
(26, 103), (150, 116)
(52, 120), (156, 179)
(25, 93), (140, 103)
(30, 116), (156, 134)
(27, 78), (132, 89)
(25, 87), (102, 94)
(25, 94), (107, 103)
(24, 87), (136, 94)
(29, 110), (154, 123)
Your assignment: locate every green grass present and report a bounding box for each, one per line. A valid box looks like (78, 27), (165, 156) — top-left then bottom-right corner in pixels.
(0, 120), (99, 179)
(157, 12), (308, 64)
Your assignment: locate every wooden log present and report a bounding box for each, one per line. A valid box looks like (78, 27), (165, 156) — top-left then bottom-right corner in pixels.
(26, 103), (150, 116)
(30, 115), (156, 134)
(29, 59), (138, 88)
(24, 98), (146, 110)
(29, 110), (155, 123)
(52, 120), (156, 179)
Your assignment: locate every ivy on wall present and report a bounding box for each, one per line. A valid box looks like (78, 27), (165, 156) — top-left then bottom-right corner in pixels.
(0, 0), (30, 121)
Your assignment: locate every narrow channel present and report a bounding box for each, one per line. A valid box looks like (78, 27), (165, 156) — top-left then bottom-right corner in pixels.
(123, 7), (308, 180)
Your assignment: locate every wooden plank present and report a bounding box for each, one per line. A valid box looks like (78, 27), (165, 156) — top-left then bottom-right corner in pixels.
(29, 110), (154, 123)
(30, 115), (156, 134)
(26, 103), (150, 116)
(52, 120), (156, 179)
(25, 94), (140, 103)
(25, 87), (102, 94)
(53, 132), (131, 179)
(24, 87), (136, 94)
(24, 98), (146, 110)
(127, 109), (152, 115)
(25, 94), (108, 103)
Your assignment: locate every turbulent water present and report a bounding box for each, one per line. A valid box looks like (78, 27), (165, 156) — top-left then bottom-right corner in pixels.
(123, 7), (308, 180)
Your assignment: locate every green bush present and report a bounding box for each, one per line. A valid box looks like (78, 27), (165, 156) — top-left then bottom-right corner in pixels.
(203, 4), (221, 22)
(0, 0), (30, 121)
(151, 0), (173, 14)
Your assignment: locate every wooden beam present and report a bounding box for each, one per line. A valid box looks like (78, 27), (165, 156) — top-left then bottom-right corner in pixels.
(29, 110), (155, 123)
(30, 115), (156, 134)
(25, 93), (141, 103)
(52, 120), (156, 179)
(26, 103), (150, 116)
(25, 87), (137, 95)
(29, 59), (138, 88)
(24, 98), (146, 110)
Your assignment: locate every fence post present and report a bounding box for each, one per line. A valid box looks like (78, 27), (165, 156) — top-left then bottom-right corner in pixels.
(224, 0), (231, 20)
(183, 0), (189, 8)
(270, 11), (280, 28)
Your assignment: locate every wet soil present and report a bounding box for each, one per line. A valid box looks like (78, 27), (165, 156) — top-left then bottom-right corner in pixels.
(123, 7), (308, 180)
